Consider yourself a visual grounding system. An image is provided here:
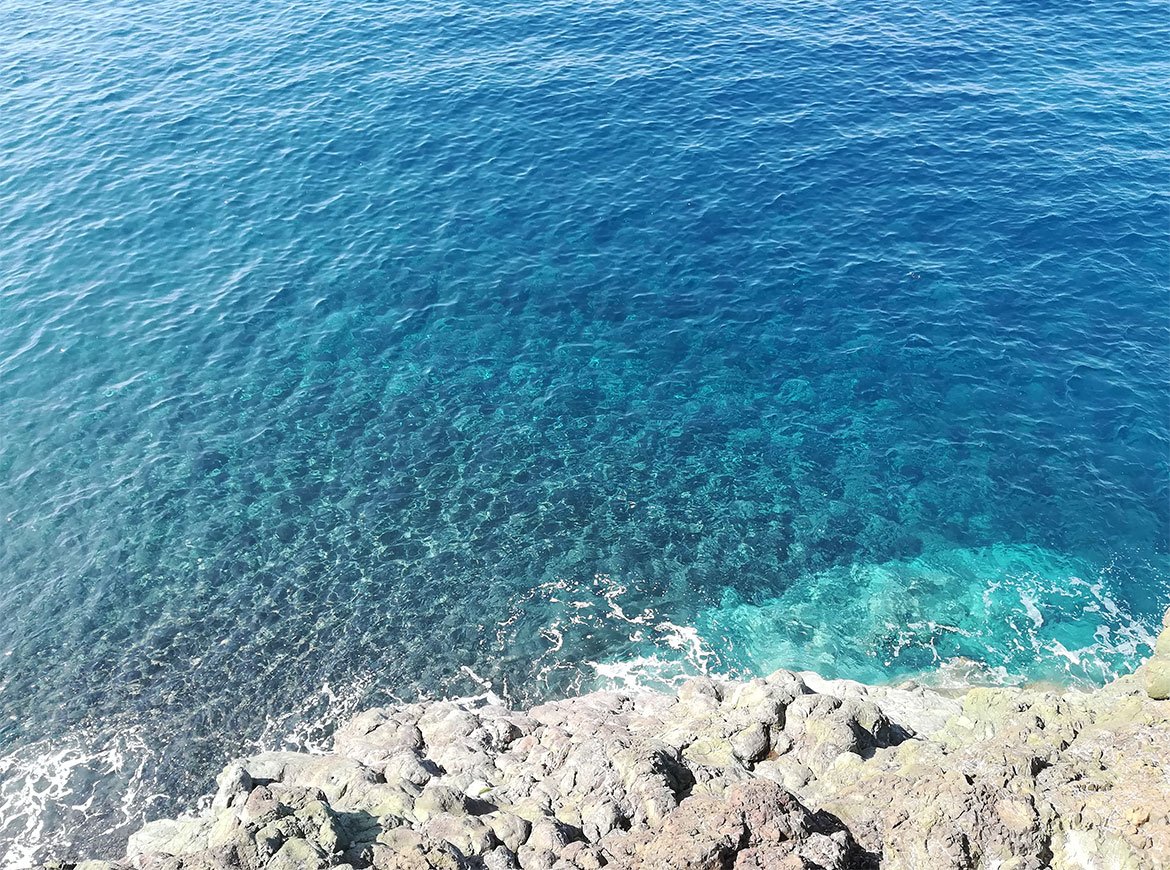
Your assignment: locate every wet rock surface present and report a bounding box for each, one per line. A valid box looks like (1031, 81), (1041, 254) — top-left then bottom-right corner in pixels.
(41, 614), (1170, 870)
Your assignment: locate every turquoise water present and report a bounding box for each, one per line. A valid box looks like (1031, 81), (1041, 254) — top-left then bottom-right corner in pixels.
(1, 0), (1168, 863)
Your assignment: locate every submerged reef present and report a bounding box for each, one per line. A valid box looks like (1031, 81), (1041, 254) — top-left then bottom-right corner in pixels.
(45, 611), (1170, 870)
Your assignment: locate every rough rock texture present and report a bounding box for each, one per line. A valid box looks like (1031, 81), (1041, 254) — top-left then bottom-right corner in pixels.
(42, 613), (1170, 870)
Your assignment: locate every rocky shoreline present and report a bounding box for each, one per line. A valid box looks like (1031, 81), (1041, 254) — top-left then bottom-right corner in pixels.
(45, 611), (1170, 870)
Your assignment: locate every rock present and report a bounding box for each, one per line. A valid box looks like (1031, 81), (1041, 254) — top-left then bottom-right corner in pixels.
(525, 817), (574, 853)
(211, 763), (252, 811)
(53, 614), (1170, 870)
(611, 779), (863, 870)
(579, 798), (622, 841)
(516, 846), (558, 870)
(382, 750), (435, 790)
(267, 836), (326, 870)
(1145, 656), (1170, 700)
(127, 818), (210, 856)
(1156, 624), (1170, 656)
(678, 677), (724, 712)
(413, 783), (466, 822)
(754, 756), (814, 791)
(241, 751), (376, 805)
(484, 812), (531, 852)
(423, 814), (497, 856)
(482, 846), (522, 870)
(728, 679), (792, 727)
(730, 722), (770, 764)
(683, 730), (738, 768)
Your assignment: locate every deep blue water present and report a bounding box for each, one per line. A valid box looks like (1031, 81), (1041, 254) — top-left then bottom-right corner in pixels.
(1, 0), (1168, 863)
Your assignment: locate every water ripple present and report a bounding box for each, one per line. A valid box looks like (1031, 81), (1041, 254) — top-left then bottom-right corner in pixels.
(0, 0), (1168, 864)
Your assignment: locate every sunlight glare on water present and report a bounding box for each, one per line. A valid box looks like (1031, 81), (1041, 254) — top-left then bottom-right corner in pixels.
(0, 0), (1167, 862)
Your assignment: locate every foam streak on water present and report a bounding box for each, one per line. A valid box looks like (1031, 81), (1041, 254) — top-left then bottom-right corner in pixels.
(1, 0), (1168, 864)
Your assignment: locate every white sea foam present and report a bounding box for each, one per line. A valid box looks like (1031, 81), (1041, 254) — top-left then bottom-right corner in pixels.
(582, 545), (1163, 694)
(258, 674), (387, 757)
(0, 724), (153, 870)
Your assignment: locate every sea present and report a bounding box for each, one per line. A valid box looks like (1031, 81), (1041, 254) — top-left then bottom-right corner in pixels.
(0, 0), (1167, 864)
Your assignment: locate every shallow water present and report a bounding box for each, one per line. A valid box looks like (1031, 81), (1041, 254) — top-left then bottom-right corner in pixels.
(1, 0), (1167, 863)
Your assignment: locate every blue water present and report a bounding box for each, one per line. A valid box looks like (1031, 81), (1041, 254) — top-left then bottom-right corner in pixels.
(1, 0), (1168, 863)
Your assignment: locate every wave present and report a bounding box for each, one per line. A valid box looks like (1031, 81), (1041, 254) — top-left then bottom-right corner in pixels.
(0, 722), (157, 870)
(585, 544), (1164, 692)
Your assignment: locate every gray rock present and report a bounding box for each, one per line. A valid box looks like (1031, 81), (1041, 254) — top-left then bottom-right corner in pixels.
(211, 763), (252, 811)
(267, 836), (326, 870)
(579, 798), (622, 841)
(515, 846), (558, 870)
(413, 783), (466, 822)
(54, 606), (1170, 870)
(525, 817), (574, 853)
(423, 814), (497, 856)
(484, 812), (531, 852)
(1145, 656), (1170, 700)
(127, 818), (211, 857)
(730, 722), (770, 764)
(482, 846), (522, 870)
